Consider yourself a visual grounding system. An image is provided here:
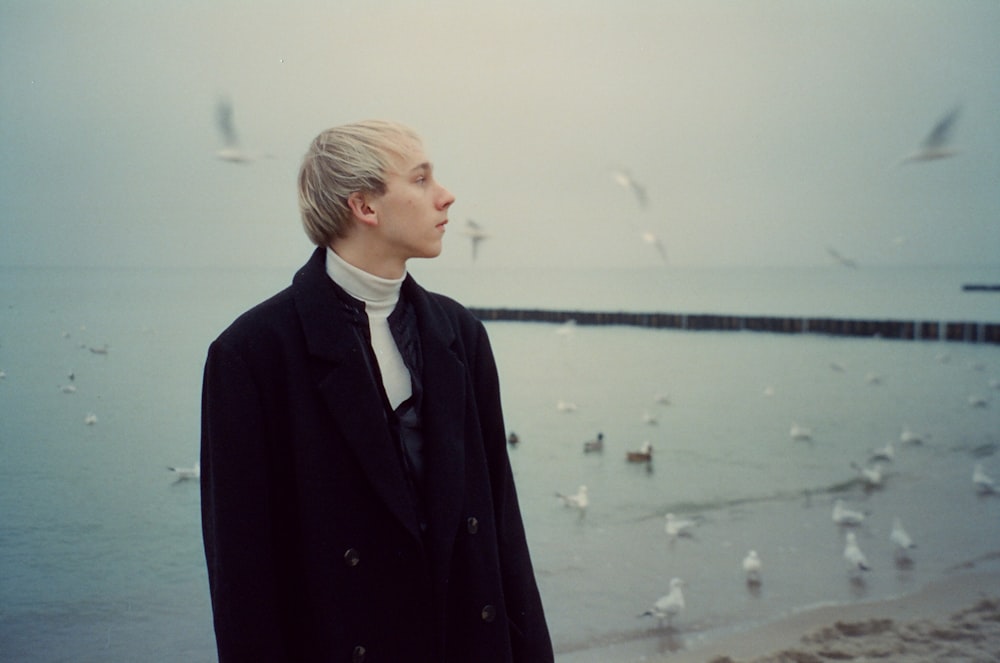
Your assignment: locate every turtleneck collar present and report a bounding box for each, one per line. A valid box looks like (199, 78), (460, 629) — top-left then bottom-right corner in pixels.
(325, 247), (405, 316)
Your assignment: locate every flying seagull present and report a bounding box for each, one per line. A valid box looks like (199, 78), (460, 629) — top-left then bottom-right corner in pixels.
(611, 168), (648, 208)
(459, 219), (491, 261)
(900, 106), (961, 164)
(826, 246), (858, 269)
(214, 98), (255, 164)
(641, 231), (669, 263)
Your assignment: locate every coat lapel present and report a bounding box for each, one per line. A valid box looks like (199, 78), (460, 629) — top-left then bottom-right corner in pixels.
(293, 249), (423, 544)
(407, 279), (468, 582)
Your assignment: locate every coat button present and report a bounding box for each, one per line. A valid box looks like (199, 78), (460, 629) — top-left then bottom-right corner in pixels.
(466, 516), (479, 534)
(352, 645), (366, 662)
(344, 548), (360, 567)
(481, 604), (496, 622)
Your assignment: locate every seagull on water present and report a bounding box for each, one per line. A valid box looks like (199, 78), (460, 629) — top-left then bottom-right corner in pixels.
(790, 423), (813, 441)
(556, 400), (578, 413)
(899, 426), (924, 446)
(639, 577), (685, 628)
(168, 462), (201, 481)
(742, 550), (762, 585)
(899, 106), (961, 165)
(844, 531), (871, 574)
(869, 442), (895, 463)
(555, 485), (589, 514)
(851, 461), (884, 489)
(973, 463), (995, 494)
(459, 219), (490, 261)
(84, 413), (98, 426)
(665, 512), (697, 539)
(832, 499), (867, 526)
(890, 517), (916, 559)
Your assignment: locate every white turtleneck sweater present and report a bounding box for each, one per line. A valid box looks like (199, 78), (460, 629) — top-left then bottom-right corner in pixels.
(325, 248), (412, 409)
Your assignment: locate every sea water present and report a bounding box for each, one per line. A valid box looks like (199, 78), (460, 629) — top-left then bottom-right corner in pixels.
(1, 262), (998, 661)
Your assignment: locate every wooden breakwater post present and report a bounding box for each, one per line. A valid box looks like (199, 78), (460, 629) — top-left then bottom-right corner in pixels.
(468, 307), (1000, 345)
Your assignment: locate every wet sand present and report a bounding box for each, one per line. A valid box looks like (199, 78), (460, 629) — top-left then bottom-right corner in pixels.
(562, 568), (1000, 662)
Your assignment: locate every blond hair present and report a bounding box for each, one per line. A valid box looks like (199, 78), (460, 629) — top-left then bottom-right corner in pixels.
(297, 120), (422, 246)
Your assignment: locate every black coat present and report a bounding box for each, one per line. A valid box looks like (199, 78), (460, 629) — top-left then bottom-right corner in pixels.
(201, 248), (552, 663)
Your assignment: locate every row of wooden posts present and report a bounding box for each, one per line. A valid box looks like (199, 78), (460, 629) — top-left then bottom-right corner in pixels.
(468, 307), (1000, 344)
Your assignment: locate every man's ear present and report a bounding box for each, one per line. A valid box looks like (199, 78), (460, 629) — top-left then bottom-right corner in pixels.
(347, 191), (379, 227)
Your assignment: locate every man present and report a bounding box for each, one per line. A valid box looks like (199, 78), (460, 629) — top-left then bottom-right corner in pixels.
(200, 120), (552, 662)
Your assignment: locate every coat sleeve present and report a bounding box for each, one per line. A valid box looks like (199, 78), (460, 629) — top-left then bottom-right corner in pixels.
(200, 338), (292, 662)
(470, 322), (554, 662)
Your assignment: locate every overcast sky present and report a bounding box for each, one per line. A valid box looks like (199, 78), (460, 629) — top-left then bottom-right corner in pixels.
(1, 0), (998, 269)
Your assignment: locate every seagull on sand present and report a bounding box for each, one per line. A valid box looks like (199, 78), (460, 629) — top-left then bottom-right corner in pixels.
(665, 512), (697, 539)
(459, 219), (491, 261)
(742, 550), (762, 585)
(555, 485), (589, 514)
(899, 106), (961, 165)
(973, 463), (995, 494)
(639, 577), (685, 628)
(890, 517), (916, 559)
(611, 168), (648, 208)
(844, 531), (871, 574)
(832, 499), (868, 526)
(168, 462), (201, 481)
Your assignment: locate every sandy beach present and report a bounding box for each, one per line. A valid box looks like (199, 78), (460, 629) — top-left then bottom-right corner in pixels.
(569, 568), (1000, 663)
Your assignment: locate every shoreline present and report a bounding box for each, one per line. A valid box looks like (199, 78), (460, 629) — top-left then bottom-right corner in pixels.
(558, 567), (1000, 662)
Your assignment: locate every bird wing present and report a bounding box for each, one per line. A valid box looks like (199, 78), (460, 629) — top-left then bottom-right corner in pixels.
(923, 106), (960, 149)
(216, 99), (239, 147)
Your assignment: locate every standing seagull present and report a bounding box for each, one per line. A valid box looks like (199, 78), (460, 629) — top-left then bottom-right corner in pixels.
(459, 219), (491, 261)
(639, 577), (685, 628)
(844, 531), (871, 575)
(890, 517), (916, 560)
(214, 98), (254, 164)
(900, 106), (961, 164)
(742, 550), (762, 585)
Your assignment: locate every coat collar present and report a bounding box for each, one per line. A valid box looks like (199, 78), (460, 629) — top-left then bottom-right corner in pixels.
(293, 248), (468, 558)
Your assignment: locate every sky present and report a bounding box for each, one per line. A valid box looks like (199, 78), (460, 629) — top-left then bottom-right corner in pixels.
(1, 0), (998, 269)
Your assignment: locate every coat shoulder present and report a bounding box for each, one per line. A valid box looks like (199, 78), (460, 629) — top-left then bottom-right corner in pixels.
(212, 285), (298, 352)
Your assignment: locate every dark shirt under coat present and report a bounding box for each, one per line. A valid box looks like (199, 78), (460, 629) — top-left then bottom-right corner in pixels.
(200, 247), (553, 662)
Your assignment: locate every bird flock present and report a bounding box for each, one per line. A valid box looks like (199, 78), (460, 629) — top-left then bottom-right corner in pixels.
(1, 325), (199, 484)
(531, 337), (998, 636)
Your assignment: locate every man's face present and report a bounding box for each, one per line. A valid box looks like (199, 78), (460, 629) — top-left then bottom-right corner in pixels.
(369, 143), (456, 267)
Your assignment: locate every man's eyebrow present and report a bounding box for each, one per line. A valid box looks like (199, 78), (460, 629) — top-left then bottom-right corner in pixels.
(409, 162), (432, 173)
